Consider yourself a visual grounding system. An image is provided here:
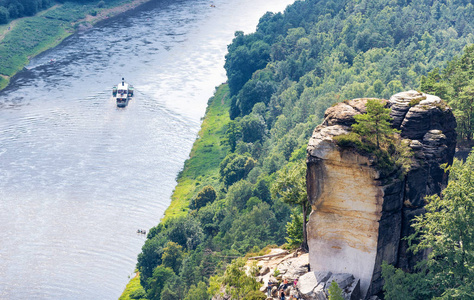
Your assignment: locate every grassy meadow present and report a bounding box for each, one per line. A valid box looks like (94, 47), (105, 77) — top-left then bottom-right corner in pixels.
(163, 84), (231, 221)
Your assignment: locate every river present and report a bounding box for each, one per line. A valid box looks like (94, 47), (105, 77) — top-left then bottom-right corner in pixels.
(0, 0), (294, 298)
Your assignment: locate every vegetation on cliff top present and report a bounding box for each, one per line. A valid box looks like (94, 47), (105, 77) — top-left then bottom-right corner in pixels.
(333, 99), (412, 177)
(132, 0), (474, 298)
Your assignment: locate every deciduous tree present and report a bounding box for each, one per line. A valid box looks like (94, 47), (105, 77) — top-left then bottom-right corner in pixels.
(271, 161), (310, 251)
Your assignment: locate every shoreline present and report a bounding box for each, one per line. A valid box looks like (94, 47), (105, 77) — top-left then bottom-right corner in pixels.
(0, 0), (154, 91)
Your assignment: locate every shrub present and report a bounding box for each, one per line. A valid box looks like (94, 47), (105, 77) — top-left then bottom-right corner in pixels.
(192, 186), (217, 210)
(245, 290), (267, 300)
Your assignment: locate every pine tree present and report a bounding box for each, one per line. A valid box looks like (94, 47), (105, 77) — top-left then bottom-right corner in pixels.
(352, 99), (394, 148)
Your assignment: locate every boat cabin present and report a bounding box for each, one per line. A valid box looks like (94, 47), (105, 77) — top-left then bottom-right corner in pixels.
(113, 78), (134, 107)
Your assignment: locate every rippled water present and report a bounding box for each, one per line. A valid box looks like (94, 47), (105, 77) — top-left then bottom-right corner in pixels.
(0, 0), (294, 298)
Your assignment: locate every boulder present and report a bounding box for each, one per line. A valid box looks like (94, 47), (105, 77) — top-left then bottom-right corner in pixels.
(296, 271), (361, 300)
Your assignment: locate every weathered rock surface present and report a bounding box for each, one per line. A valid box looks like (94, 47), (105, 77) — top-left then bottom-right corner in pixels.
(296, 271), (361, 300)
(306, 91), (456, 298)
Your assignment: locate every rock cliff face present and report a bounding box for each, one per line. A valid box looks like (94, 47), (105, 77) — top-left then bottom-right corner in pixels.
(306, 91), (456, 298)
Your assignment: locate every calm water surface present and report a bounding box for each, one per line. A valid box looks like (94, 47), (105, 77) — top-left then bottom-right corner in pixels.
(0, 0), (294, 298)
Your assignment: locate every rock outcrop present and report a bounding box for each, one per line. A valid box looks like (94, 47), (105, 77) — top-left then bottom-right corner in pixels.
(306, 91), (456, 298)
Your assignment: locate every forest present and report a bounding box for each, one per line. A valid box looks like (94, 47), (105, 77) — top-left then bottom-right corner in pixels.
(126, 0), (474, 299)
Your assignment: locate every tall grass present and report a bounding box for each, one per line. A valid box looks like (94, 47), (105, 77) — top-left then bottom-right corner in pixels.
(163, 84), (231, 221)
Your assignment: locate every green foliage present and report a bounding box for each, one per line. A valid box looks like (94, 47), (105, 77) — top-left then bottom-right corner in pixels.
(0, 6), (8, 24)
(146, 266), (175, 300)
(234, 79), (276, 116)
(333, 132), (365, 149)
(239, 114), (266, 143)
(218, 258), (261, 300)
(222, 120), (241, 152)
(352, 99), (396, 148)
(0, 16), (68, 76)
(272, 268), (280, 278)
(244, 290), (266, 300)
(129, 287), (147, 300)
(285, 209), (303, 248)
(225, 33), (271, 96)
(421, 45), (474, 141)
(328, 281), (344, 300)
(219, 153), (256, 187)
(272, 161), (310, 250)
(119, 275), (147, 300)
(137, 216), (202, 288)
(0, 0), (52, 23)
(184, 282), (209, 300)
(161, 241), (184, 274)
(0, 76), (8, 90)
(220, 202), (280, 253)
(226, 180), (254, 211)
(334, 100), (412, 176)
(410, 153), (474, 298)
(271, 161), (307, 207)
(383, 151), (474, 299)
(381, 262), (432, 300)
(192, 186), (217, 210)
(208, 275), (223, 298)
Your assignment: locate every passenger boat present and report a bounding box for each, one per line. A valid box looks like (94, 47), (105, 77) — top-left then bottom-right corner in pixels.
(113, 78), (134, 107)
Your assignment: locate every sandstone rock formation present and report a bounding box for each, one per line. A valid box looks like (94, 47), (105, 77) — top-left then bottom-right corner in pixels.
(306, 91), (456, 298)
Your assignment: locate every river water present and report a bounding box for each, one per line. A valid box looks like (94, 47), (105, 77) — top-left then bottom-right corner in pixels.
(0, 0), (294, 298)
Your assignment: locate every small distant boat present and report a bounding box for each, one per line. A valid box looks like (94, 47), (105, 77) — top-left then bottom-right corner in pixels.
(113, 78), (134, 107)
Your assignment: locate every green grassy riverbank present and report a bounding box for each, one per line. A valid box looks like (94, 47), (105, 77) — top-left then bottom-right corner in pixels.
(0, 0), (151, 91)
(163, 85), (232, 221)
